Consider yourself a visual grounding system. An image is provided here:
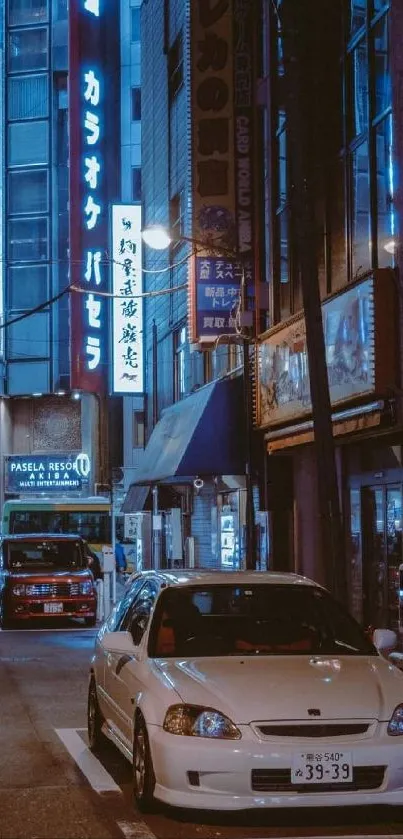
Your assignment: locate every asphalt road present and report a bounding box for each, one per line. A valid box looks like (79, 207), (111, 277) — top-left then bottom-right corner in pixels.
(1, 623), (403, 839)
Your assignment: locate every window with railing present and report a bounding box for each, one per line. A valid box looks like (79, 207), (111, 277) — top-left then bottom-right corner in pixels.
(174, 325), (187, 401)
(8, 0), (48, 26)
(9, 28), (48, 73)
(168, 32), (183, 101)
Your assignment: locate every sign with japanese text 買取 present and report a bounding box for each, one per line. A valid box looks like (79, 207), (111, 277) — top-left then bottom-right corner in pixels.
(5, 453), (91, 494)
(196, 256), (242, 338)
(189, 0), (257, 345)
(111, 205), (144, 393)
(69, 0), (119, 392)
(189, 0), (237, 344)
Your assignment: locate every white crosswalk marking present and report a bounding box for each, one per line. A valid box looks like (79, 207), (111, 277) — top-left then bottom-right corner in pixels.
(55, 728), (157, 839)
(56, 727), (121, 793)
(117, 820), (156, 838)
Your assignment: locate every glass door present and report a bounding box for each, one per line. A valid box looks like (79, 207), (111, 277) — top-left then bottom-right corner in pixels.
(386, 486), (402, 631)
(352, 484), (403, 631)
(361, 486), (386, 630)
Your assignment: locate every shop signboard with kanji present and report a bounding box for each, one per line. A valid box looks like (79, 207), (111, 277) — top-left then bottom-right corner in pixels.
(189, 0), (256, 345)
(196, 257), (242, 337)
(111, 205), (144, 394)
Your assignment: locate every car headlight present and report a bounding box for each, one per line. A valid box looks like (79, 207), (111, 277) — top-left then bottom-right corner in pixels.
(80, 581), (94, 595)
(25, 585), (37, 596)
(163, 704), (241, 739)
(388, 704), (403, 735)
(12, 585), (25, 596)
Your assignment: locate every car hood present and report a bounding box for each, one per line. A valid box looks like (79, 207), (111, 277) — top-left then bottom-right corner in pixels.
(155, 655), (403, 722)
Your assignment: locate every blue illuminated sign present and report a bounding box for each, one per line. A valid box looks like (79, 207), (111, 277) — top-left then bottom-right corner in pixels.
(196, 257), (242, 338)
(5, 453), (91, 494)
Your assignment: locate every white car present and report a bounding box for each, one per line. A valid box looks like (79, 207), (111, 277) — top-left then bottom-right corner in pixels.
(87, 569), (403, 812)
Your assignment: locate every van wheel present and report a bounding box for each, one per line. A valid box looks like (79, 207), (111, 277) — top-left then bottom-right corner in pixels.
(133, 715), (155, 812)
(87, 677), (106, 752)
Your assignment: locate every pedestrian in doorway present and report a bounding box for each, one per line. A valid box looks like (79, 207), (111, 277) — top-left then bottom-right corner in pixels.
(115, 540), (127, 576)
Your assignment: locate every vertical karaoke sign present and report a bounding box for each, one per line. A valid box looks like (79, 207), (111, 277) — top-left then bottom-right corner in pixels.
(69, 0), (111, 392)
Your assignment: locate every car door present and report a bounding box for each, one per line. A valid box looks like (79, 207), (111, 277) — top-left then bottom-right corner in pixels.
(98, 578), (146, 726)
(107, 580), (160, 746)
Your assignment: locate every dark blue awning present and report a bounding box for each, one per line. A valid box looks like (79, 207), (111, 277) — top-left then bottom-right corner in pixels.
(133, 376), (245, 485)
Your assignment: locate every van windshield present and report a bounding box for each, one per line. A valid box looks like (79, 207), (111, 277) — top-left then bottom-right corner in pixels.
(7, 541), (83, 571)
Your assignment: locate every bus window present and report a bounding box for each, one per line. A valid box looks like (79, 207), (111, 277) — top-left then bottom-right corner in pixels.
(66, 512), (110, 543)
(10, 512), (45, 534)
(9, 509), (111, 545)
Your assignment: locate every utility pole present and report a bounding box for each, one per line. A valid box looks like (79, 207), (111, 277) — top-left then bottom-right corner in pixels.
(281, 0), (346, 601)
(240, 262), (256, 572)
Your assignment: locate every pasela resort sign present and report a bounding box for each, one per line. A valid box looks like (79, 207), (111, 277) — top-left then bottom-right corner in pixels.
(5, 454), (91, 494)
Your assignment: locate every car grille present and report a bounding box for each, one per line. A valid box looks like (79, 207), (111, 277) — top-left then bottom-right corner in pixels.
(251, 766), (385, 793)
(24, 583), (80, 597)
(257, 723), (369, 738)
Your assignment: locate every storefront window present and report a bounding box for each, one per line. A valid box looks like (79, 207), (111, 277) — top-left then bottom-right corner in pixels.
(349, 488), (363, 622)
(217, 492), (241, 569)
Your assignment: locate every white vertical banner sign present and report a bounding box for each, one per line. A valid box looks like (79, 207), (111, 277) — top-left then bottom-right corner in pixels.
(111, 205), (144, 393)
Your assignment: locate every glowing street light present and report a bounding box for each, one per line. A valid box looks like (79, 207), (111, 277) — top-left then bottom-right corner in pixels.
(141, 225), (172, 250)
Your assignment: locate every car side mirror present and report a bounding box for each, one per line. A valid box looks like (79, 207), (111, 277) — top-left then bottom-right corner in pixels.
(101, 631), (135, 654)
(373, 628), (398, 652)
(130, 613), (149, 646)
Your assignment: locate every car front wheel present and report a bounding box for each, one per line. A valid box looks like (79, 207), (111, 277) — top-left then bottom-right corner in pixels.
(133, 714), (155, 812)
(87, 677), (106, 752)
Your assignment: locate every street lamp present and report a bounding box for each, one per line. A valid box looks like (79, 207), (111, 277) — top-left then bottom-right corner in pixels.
(142, 224), (256, 571)
(141, 225), (173, 250)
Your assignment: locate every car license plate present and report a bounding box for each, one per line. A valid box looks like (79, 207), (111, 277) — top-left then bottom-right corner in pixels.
(44, 602), (63, 614)
(291, 751), (353, 784)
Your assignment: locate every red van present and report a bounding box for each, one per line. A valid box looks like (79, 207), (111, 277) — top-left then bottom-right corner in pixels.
(0, 534), (97, 628)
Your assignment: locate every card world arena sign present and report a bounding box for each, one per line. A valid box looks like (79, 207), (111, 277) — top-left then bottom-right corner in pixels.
(5, 453), (91, 494)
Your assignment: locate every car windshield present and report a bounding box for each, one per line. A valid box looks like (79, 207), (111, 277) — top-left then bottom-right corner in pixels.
(149, 584), (377, 658)
(7, 541), (83, 571)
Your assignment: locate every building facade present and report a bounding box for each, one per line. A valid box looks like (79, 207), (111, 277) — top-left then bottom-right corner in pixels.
(256, 0), (403, 632)
(0, 0), (123, 513)
(130, 0), (266, 571)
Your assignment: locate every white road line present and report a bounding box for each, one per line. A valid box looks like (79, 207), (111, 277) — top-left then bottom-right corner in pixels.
(117, 820), (156, 839)
(56, 727), (121, 794)
(56, 729), (157, 839)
